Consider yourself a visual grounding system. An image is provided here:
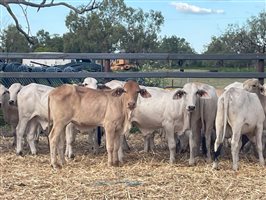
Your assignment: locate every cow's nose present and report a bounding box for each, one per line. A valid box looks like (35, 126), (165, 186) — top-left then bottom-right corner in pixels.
(187, 105), (195, 111)
(128, 102), (136, 110)
(9, 100), (14, 105)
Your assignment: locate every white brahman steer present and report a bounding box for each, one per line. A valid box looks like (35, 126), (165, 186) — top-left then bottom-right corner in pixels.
(82, 77), (98, 89)
(118, 84), (213, 165)
(16, 83), (54, 155)
(15, 78), (100, 157)
(106, 80), (216, 165)
(181, 82), (218, 165)
(242, 79), (266, 153)
(224, 81), (243, 90)
(8, 83), (23, 106)
(48, 80), (151, 168)
(0, 84), (19, 145)
(213, 87), (265, 170)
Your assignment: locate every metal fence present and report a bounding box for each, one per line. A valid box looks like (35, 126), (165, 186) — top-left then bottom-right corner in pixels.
(0, 52), (265, 80)
(0, 52), (265, 130)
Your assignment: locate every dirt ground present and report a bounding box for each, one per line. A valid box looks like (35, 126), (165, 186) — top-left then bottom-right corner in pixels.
(1, 133), (266, 200)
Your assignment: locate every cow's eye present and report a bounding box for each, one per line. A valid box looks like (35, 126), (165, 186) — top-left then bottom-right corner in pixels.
(252, 85), (256, 87)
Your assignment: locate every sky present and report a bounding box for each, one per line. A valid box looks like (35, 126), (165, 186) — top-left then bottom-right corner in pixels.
(0, 0), (265, 53)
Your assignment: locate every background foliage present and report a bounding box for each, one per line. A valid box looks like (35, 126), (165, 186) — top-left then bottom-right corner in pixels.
(0, 0), (265, 71)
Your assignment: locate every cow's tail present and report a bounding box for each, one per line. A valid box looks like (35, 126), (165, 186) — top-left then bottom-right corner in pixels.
(213, 96), (226, 161)
(47, 95), (51, 148)
(222, 95), (229, 143)
(200, 99), (207, 155)
(200, 99), (205, 133)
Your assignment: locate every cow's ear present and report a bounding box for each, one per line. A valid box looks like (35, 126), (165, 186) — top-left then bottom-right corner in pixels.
(197, 90), (210, 99)
(260, 85), (266, 96)
(173, 90), (186, 100)
(112, 87), (125, 97)
(138, 89), (151, 98)
(98, 84), (111, 90)
(78, 82), (85, 87)
(3, 90), (9, 95)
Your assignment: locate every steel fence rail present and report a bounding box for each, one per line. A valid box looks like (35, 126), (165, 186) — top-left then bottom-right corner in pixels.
(0, 71), (265, 79)
(0, 53), (266, 60)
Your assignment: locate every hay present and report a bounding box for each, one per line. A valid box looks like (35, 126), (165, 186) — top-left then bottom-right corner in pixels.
(1, 133), (266, 200)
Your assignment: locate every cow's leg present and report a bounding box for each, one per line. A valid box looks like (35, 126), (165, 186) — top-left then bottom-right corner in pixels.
(92, 128), (100, 154)
(118, 132), (128, 164)
(143, 134), (150, 152)
(178, 132), (189, 153)
(119, 130), (132, 163)
(49, 125), (64, 169)
(26, 122), (38, 155)
(113, 132), (121, 166)
(35, 125), (42, 144)
(149, 132), (155, 151)
(65, 124), (76, 159)
(58, 130), (66, 166)
(165, 125), (176, 164)
(255, 125), (265, 166)
(11, 125), (16, 147)
(188, 129), (196, 165)
(118, 134), (126, 164)
(122, 134), (130, 151)
(16, 119), (28, 156)
(105, 126), (115, 167)
(231, 130), (241, 171)
(262, 130), (266, 157)
(205, 126), (214, 163)
(189, 121), (201, 166)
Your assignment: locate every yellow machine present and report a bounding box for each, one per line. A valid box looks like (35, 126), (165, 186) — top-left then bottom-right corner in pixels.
(110, 59), (135, 71)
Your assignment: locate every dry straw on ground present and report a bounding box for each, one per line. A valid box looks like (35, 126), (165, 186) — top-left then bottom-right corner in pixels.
(1, 133), (266, 200)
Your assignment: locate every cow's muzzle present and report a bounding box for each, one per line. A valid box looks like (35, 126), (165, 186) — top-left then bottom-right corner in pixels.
(9, 100), (15, 105)
(128, 102), (136, 110)
(187, 105), (196, 112)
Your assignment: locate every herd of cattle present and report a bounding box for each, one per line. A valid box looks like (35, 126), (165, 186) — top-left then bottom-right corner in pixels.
(1, 77), (266, 171)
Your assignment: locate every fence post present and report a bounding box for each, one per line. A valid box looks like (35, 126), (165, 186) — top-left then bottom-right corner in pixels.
(104, 59), (111, 72)
(257, 59), (264, 84)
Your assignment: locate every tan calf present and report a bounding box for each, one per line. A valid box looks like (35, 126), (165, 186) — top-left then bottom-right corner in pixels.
(48, 80), (151, 169)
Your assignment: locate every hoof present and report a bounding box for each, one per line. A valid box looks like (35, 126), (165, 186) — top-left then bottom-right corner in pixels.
(93, 150), (99, 155)
(16, 151), (23, 156)
(189, 159), (196, 166)
(205, 157), (212, 164)
(113, 161), (120, 167)
(51, 163), (62, 170)
(212, 162), (219, 170)
(169, 158), (176, 165)
(70, 154), (75, 159)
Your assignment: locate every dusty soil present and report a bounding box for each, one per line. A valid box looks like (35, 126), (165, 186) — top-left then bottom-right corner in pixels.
(1, 133), (266, 200)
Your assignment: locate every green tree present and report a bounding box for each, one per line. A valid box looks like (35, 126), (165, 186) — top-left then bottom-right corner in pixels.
(158, 36), (194, 53)
(63, 0), (164, 53)
(205, 11), (266, 54)
(0, 0), (99, 43)
(156, 35), (195, 67)
(120, 9), (164, 53)
(33, 30), (63, 52)
(204, 11), (266, 68)
(0, 25), (30, 52)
